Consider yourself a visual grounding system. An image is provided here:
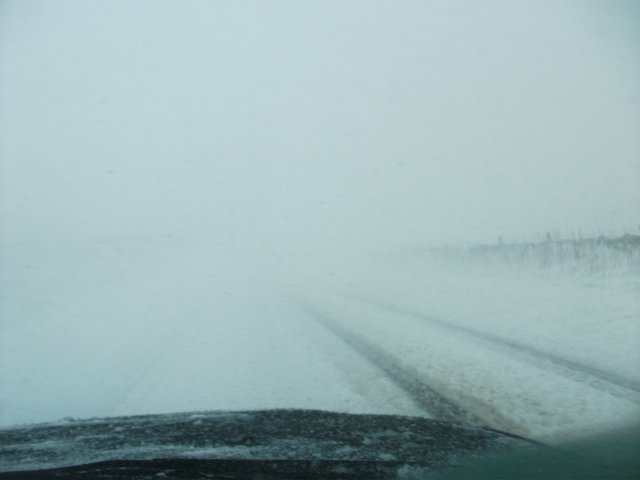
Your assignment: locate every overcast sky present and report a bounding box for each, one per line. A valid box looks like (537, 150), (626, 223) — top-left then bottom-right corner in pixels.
(1, 0), (639, 256)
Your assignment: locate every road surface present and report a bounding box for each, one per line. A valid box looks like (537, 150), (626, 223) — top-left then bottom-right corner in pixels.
(1, 240), (638, 444)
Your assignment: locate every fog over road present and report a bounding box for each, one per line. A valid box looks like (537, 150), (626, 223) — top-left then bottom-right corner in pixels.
(1, 0), (639, 447)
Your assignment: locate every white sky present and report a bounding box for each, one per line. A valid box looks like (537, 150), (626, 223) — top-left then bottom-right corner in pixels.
(1, 0), (639, 255)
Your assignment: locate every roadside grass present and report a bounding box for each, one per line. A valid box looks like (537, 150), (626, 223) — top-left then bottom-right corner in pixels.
(469, 234), (640, 276)
(427, 233), (640, 280)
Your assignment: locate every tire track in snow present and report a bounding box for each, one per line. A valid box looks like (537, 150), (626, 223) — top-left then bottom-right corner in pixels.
(364, 299), (640, 396)
(301, 305), (484, 426)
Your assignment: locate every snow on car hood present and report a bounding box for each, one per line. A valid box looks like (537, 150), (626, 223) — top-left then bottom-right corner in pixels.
(0, 409), (537, 474)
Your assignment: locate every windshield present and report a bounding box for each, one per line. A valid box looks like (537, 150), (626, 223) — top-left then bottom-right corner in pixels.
(1, 0), (638, 451)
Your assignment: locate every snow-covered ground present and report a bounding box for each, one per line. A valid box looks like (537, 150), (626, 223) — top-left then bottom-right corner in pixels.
(1, 239), (638, 445)
(0, 239), (424, 428)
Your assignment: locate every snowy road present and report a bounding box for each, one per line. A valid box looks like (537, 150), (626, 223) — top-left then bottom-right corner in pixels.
(299, 294), (640, 444)
(1, 241), (639, 445)
(0, 241), (427, 428)
(365, 300), (640, 395)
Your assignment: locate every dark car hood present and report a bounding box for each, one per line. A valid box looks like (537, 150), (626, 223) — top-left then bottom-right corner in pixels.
(0, 409), (540, 478)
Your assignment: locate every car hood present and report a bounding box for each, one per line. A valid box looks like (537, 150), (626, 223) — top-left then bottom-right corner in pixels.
(0, 409), (542, 478)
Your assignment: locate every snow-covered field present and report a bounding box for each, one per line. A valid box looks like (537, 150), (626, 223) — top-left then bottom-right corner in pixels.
(1, 238), (638, 445)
